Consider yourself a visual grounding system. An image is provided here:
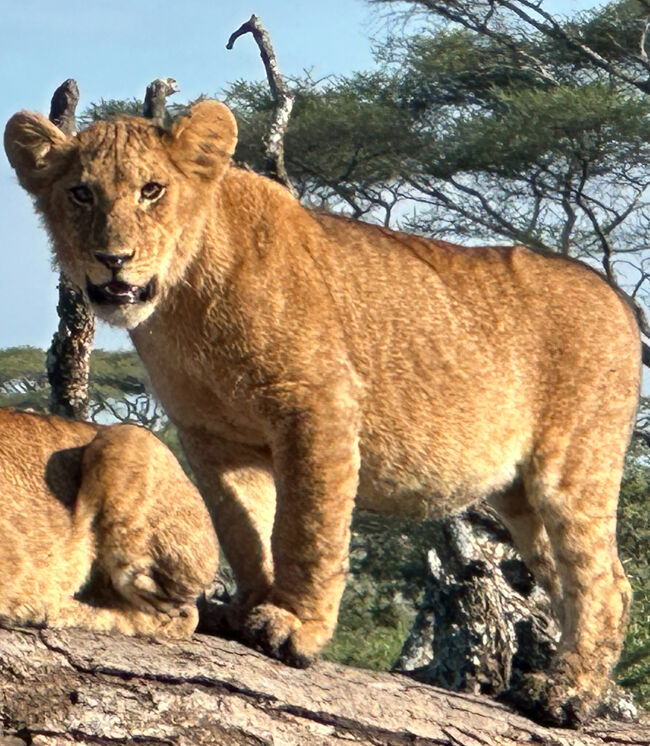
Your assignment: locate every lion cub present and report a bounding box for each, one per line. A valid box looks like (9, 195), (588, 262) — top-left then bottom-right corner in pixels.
(4, 100), (640, 725)
(0, 408), (218, 637)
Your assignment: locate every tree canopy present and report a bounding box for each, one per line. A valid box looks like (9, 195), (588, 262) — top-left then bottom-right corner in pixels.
(82, 1), (650, 324)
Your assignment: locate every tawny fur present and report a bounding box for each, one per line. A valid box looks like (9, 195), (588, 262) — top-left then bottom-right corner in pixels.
(4, 102), (640, 725)
(0, 409), (218, 637)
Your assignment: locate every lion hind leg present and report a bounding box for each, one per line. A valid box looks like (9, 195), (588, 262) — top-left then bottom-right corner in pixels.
(514, 446), (632, 726)
(488, 481), (563, 624)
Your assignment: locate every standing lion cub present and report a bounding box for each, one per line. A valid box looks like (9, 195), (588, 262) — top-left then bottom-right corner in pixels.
(0, 408), (217, 637)
(4, 100), (640, 725)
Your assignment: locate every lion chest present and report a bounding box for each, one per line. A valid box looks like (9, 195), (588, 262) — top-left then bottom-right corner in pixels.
(130, 327), (267, 446)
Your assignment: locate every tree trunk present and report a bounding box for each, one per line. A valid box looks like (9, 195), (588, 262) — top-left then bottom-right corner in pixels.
(0, 625), (647, 745)
(394, 507), (558, 693)
(394, 506), (636, 721)
(46, 79), (95, 420)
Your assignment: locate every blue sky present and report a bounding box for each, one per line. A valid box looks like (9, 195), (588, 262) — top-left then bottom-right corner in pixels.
(0, 0), (596, 351)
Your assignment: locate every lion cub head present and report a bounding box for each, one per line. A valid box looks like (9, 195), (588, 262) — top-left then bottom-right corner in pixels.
(4, 101), (237, 328)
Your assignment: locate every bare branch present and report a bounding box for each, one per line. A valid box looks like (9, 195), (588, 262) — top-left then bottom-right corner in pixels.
(447, 176), (548, 249)
(409, 0), (650, 91)
(573, 162), (615, 282)
(640, 18), (650, 63)
(559, 173), (576, 256)
(500, 0), (650, 87)
(227, 15), (295, 194)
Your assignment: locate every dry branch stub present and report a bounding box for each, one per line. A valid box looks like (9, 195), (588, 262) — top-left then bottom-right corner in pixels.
(143, 76), (179, 127)
(393, 507), (637, 722)
(48, 78), (78, 136)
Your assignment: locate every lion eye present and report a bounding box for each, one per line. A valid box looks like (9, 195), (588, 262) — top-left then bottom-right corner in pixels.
(140, 182), (165, 202)
(68, 185), (94, 206)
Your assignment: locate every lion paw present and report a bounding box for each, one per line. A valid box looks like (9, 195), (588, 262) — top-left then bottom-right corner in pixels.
(155, 604), (199, 638)
(501, 671), (598, 728)
(240, 603), (331, 668)
(111, 561), (194, 615)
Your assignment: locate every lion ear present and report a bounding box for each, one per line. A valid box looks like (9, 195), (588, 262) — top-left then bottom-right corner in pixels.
(167, 100), (237, 181)
(4, 111), (73, 195)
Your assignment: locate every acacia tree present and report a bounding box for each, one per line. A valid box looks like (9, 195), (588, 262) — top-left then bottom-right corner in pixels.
(372, 0), (650, 319)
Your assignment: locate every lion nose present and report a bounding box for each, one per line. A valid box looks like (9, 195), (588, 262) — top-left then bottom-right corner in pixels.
(94, 251), (134, 271)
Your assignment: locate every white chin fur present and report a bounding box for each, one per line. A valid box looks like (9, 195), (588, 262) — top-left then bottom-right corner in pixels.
(91, 301), (157, 329)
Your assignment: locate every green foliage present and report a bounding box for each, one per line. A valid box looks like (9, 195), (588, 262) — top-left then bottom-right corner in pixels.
(438, 84), (650, 177)
(225, 73), (416, 216)
(0, 346), (49, 411)
(323, 513), (433, 669)
(0, 346), (48, 380)
(89, 348), (148, 397)
(616, 442), (650, 708)
(79, 97), (143, 126)
(79, 97), (189, 127)
(566, 0), (650, 68)
(392, 28), (549, 111)
(0, 346), (152, 419)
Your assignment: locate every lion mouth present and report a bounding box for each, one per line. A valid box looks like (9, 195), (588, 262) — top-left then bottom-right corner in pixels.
(86, 276), (158, 306)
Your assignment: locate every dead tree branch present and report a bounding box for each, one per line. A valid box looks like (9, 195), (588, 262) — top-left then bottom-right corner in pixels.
(0, 625), (647, 744)
(46, 79), (96, 420)
(227, 14), (296, 194)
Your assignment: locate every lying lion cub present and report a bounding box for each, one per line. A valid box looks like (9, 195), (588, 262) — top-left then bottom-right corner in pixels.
(4, 100), (640, 725)
(0, 408), (217, 637)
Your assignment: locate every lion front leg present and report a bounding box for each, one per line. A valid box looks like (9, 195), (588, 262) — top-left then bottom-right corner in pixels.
(47, 597), (199, 638)
(240, 399), (361, 667)
(80, 425), (218, 617)
(178, 429), (277, 617)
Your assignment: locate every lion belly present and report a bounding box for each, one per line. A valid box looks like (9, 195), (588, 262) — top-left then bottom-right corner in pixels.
(355, 388), (529, 518)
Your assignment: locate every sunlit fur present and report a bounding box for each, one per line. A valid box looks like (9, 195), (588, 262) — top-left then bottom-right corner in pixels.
(0, 410), (218, 637)
(5, 101), (640, 724)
